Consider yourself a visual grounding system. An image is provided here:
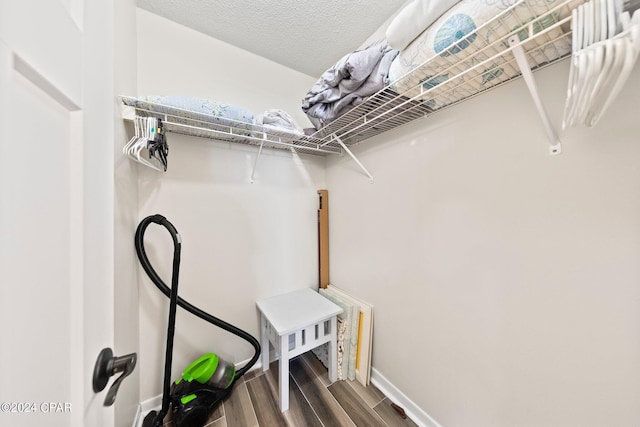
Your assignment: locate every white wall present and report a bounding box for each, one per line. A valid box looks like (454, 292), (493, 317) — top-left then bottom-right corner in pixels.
(326, 61), (640, 427)
(136, 8), (315, 129)
(135, 9), (325, 400)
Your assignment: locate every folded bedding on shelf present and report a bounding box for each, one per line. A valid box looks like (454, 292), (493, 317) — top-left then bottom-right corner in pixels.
(388, 0), (578, 109)
(131, 95), (255, 127)
(122, 95), (256, 141)
(255, 109), (303, 140)
(386, 0), (461, 50)
(301, 39), (399, 129)
(122, 96), (309, 145)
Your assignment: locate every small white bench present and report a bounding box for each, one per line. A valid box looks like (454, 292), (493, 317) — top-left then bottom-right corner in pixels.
(256, 288), (342, 412)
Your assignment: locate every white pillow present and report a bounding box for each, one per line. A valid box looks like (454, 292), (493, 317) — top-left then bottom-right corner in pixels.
(386, 0), (461, 50)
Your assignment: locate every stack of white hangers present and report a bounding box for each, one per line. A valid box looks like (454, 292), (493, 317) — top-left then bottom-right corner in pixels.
(563, 0), (640, 128)
(123, 116), (168, 171)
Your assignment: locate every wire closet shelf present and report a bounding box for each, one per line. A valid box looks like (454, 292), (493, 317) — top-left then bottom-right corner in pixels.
(120, 98), (342, 156)
(122, 0), (580, 157)
(311, 0), (580, 148)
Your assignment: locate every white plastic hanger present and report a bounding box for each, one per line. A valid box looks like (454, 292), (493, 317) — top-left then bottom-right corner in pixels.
(125, 116), (164, 171)
(126, 116), (144, 160)
(123, 115), (141, 157)
(563, 5), (588, 128)
(599, 0), (608, 41)
(587, 0), (595, 46)
(582, 0), (615, 122)
(573, 0), (604, 124)
(130, 117), (148, 161)
(564, 0), (640, 127)
(585, 40), (615, 123)
(135, 117), (164, 171)
(608, 0), (617, 37)
(574, 46), (602, 124)
(562, 8), (580, 129)
(590, 16), (639, 124)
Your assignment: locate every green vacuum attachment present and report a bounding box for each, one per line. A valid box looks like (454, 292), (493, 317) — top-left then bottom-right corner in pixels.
(167, 353), (237, 426)
(178, 353), (236, 390)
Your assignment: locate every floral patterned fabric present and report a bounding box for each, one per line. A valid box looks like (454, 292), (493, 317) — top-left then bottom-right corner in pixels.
(388, 0), (580, 108)
(121, 95), (257, 141)
(132, 95), (254, 126)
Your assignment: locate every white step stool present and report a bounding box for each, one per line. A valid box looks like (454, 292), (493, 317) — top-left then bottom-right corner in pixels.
(256, 288), (342, 412)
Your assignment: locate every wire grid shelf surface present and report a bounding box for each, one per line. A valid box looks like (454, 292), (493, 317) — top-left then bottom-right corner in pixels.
(122, 0), (582, 155)
(120, 96), (342, 156)
(310, 0), (582, 147)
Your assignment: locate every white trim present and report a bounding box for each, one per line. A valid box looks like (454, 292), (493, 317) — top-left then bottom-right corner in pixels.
(12, 53), (81, 111)
(370, 367), (442, 427)
(139, 395), (163, 416)
(131, 404), (142, 427)
(236, 356), (266, 374)
(132, 395), (162, 427)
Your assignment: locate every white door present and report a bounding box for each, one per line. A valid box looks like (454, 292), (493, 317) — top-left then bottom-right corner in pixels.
(0, 1), (117, 426)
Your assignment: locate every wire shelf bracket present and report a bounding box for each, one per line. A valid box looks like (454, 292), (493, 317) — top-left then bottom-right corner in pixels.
(250, 140), (264, 184)
(508, 34), (562, 155)
(333, 134), (374, 183)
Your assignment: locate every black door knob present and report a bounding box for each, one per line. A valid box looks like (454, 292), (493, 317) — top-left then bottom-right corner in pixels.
(92, 347), (137, 406)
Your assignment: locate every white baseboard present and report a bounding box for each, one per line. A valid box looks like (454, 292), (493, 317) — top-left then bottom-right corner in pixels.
(370, 367), (442, 427)
(132, 394), (162, 427)
(236, 355), (266, 374)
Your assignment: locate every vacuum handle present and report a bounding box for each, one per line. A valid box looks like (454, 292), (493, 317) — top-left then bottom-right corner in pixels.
(144, 214), (181, 247)
(92, 347), (137, 406)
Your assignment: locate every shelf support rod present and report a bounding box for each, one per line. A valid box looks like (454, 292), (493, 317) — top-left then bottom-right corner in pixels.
(333, 134), (374, 183)
(508, 35), (562, 155)
(250, 140), (264, 184)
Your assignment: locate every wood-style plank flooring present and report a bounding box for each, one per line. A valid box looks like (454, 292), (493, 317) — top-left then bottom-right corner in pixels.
(162, 351), (418, 427)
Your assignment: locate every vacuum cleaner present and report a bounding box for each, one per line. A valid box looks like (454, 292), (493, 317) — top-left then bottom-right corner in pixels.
(135, 214), (260, 427)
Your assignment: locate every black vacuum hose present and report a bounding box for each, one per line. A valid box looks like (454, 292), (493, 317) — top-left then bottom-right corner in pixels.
(138, 214), (182, 425)
(134, 215), (260, 380)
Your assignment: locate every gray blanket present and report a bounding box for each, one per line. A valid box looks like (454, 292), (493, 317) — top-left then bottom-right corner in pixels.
(302, 39), (399, 129)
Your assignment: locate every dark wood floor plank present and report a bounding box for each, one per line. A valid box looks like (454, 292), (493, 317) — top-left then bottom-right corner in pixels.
(300, 351), (332, 387)
(205, 400), (225, 425)
(223, 378), (258, 427)
(259, 362), (324, 427)
(204, 415), (227, 427)
(328, 381), (387, 427)
(347, 379), (386, 408)
(162, 408), (174, 426)
(290, 357), (356, 427)
(242, 367), (265, 382)
(373, 398), (419, 427)
(246, 374), (288, 427)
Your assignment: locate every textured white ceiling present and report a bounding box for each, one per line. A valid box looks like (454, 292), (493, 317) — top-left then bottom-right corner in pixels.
(136, 0), (407, 77)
